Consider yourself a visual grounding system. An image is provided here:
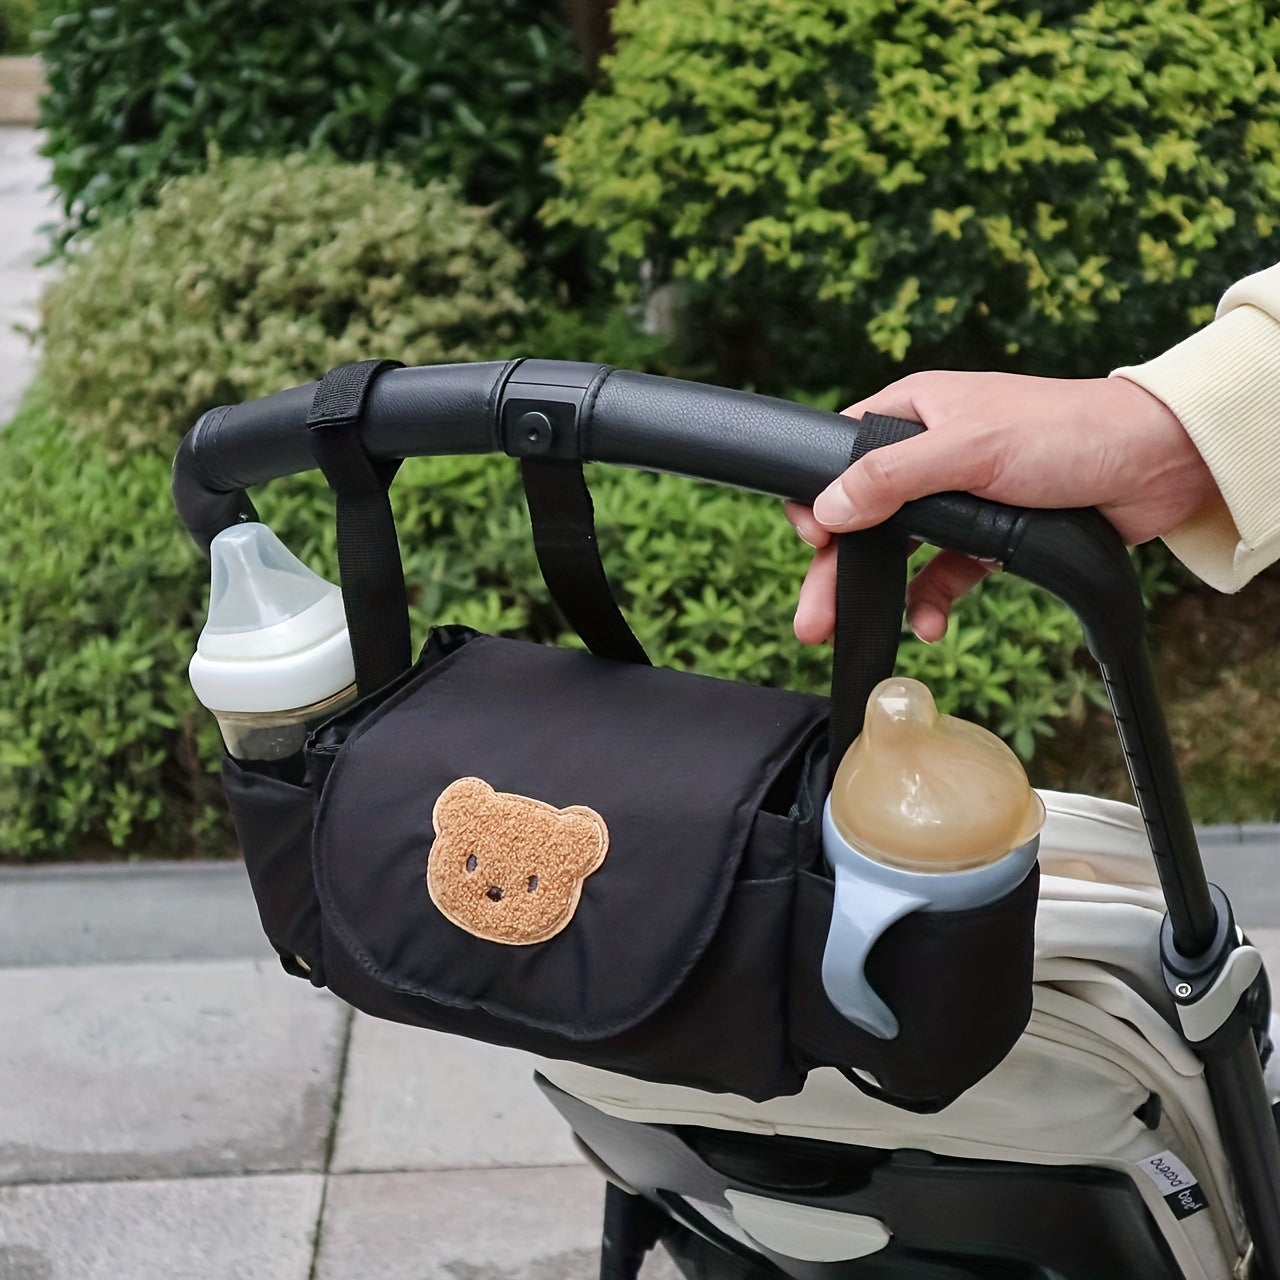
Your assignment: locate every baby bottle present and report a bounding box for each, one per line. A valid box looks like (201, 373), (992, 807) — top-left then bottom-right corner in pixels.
(188, 523), (357, 762)
(821, 677), (1044, 1039)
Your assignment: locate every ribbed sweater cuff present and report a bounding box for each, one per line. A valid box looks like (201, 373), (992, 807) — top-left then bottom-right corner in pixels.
(1112, 305), (1280, 592)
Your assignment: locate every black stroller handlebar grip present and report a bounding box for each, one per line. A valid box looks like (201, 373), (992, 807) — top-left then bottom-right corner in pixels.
(171, 360), (519, 550)
(170, 357), (1148, 663)
(173, 359), (1138, 623)
(174, 360), (1148, 659)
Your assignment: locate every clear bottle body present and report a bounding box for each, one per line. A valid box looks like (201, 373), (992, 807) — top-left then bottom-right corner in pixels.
(212, 683), (358, 761)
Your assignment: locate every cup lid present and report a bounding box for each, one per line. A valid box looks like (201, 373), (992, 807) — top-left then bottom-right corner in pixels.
(829, 677), (1045, 871)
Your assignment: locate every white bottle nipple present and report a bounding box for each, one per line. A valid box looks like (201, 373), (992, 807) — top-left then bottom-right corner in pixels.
(829, 677), (1044, 872)
(204, 522), (339, 641)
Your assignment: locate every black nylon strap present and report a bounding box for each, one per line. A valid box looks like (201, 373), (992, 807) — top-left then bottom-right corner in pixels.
(520, 459), (649, 666)
(306, 359), (411, 696)
(827, 412), (926, 774)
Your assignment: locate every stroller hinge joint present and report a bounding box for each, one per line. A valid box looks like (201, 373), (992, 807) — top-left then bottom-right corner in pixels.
(1173, 945), (1264, 1044)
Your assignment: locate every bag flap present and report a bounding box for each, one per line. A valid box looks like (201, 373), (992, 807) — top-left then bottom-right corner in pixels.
(313, 633), (826, 1040)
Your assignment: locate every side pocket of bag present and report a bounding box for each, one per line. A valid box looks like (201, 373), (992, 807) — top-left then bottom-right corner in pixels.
(790, 865), (1039, 1110)
(222, 755), (323, 984)
(593, 732), (834, 1102)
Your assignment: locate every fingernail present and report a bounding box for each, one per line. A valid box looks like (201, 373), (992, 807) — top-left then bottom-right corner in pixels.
(908, 604), (941, 644)
(795, 528), (818, 548)
(813, 482), (855, 526)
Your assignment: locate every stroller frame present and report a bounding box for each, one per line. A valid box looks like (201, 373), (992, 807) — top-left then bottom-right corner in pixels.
(172, 357), (1280, 1278)
(1043, 557), (1280, 1275)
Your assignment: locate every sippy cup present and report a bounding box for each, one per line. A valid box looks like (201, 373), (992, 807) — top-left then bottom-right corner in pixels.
(821, 677), (1045, 1039)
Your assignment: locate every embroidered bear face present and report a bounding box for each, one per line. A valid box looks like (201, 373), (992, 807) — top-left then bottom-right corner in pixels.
(426, 776), (609, 946)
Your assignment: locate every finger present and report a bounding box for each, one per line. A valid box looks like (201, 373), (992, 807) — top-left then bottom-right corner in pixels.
(840, 378), (928, 424)
(811, 429), (996, 533)
(793, 542), (838, 645)
(783, 501), (833, 549)
(905, 551), (997, 643)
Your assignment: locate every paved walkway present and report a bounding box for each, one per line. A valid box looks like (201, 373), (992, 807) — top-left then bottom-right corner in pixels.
(0, 125), (56, 423)
(0, 862), (680, 1279)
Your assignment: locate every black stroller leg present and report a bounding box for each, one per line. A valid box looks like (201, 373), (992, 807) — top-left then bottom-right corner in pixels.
(1162, 888), (1280, 1279)
(1201, 1022), (1280, 1280)
(600, 1182), (667, 1280)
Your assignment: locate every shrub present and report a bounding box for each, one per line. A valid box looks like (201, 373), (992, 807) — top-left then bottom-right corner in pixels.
(0, 0), (38, 53)
(547, 0), (1280, 394)
(40, 153), (528, 456)
(38, 0), (586, 247)
(0, 388), (220, 859)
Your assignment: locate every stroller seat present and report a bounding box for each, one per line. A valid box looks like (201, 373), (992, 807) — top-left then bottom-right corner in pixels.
(537, 791), (1256, 1280)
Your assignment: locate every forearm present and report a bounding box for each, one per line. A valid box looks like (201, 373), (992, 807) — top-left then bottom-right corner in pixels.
(1112, 264), (1280, 591)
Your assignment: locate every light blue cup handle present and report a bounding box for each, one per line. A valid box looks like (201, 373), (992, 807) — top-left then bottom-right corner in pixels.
(819, 798), (1040, 1040)
(822, 862), (929, 1039)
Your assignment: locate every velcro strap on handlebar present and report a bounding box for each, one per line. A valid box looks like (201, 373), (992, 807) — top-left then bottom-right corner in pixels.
(306, 359), (411, 696)
(828, 413), (926, 775)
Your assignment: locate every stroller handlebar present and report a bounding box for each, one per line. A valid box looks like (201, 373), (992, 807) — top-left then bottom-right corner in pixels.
(171, 357), (1138, 643)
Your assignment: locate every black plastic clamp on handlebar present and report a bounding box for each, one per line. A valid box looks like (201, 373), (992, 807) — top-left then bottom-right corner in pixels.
(171, 357), (1214, 958)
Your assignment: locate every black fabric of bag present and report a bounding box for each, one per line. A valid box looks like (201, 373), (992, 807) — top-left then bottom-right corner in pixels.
(308, 627), (827, 1100)
(222, 757), (322, 980)
(790, 866), (1041, 1110)
(217, 373), (1040, 1107)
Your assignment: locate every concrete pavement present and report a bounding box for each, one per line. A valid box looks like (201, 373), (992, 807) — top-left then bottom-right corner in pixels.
(0, 125), (55, 423)
(0, 860), (681, 1279)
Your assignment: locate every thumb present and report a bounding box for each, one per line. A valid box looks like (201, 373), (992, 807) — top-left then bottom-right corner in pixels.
(811, 445), (913, 530)
(810, 379), (933, 531)
(812, 427), (992, 532)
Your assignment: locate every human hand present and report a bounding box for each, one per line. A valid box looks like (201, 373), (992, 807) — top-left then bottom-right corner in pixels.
(786, 371), (1217, 644)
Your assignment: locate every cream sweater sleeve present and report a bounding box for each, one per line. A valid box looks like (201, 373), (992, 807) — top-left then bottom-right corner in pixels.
(1111, 262), (1280, 591)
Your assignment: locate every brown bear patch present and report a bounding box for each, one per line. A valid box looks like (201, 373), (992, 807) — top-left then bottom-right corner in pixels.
(426, 776), (609, 946)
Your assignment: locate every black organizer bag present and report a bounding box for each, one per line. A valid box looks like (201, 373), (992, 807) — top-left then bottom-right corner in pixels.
(219, 362), (1039, 1110)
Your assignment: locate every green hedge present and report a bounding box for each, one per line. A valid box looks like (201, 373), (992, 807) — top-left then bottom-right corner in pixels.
(40, 154), (528, 457)
(548, 0), (1280, 393)
(0, 388), (218, 857)
(39, 0), (586, 247)
(0, 0), (38, 53)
